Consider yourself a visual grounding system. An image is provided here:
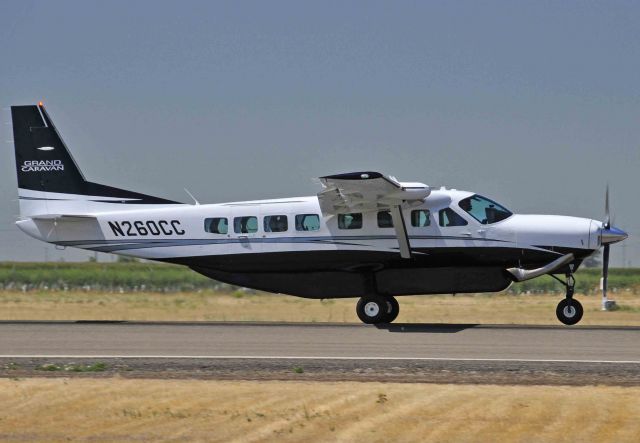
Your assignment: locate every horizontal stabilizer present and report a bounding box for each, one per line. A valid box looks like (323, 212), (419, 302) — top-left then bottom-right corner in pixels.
(30, 214), (97, 221)
(17, 213), (103, 244)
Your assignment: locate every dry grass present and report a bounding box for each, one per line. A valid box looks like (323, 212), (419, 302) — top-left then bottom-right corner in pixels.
(0, 378), (638, 442)
(0, 289), (639, 325)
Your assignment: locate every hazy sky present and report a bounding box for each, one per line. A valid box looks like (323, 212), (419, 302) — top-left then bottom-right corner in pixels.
(1, 1), (639, 265)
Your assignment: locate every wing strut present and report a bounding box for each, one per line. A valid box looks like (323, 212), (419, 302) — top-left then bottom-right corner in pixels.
(390, 205), (412, 259)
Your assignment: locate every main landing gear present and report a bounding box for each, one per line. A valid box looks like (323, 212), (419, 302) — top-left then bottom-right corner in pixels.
(356, 295), (400, 324)
(552, 273), (583, 326)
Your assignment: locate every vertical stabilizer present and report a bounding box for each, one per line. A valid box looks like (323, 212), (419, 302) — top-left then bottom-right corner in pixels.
(11, 103), (180, 217)
(12, 104), (86, 194)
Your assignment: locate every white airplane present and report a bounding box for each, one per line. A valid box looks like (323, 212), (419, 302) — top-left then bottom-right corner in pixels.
(10, 103), (628, 325)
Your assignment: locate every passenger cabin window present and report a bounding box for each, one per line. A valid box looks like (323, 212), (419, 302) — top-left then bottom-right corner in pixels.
(411, 210), (431, 227)
(234, 216), (258, 234)
(295, 214), (321, 231)
(439, 208), (468, 227)
(204, 217), (228, 234)
(377, 211), (393, 228)
(458, 194), (513, 224)
(338, 213), (363, 230)
(264, 215), (288, 232)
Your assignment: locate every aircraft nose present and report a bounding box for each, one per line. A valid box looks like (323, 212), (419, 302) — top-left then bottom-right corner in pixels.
(600, 226), (628, 245)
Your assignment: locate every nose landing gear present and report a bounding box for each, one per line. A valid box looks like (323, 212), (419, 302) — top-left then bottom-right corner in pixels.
(552, 273), (584, 325)
(356, 295), (400, 324)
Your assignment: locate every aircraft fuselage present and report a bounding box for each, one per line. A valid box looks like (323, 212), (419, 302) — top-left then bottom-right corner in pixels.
(17, 189), (602, 298)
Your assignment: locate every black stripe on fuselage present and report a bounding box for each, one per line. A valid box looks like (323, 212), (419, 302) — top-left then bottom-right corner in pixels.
(159, 246), (592, 273)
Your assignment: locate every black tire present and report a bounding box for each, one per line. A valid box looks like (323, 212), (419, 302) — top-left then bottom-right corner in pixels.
(356, 296), (388, 324)
(382, 296), (400, 323)
(556, 298), (583, 325)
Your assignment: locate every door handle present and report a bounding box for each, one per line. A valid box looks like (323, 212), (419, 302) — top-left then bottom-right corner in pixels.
(461, 232), (472, 237)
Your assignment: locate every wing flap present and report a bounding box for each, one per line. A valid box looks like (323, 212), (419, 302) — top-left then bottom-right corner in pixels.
(317, 171), (430, 214)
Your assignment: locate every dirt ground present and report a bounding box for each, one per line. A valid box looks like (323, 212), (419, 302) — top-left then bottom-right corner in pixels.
(0, 289), (639, 325)
(0, 378), (638, 442)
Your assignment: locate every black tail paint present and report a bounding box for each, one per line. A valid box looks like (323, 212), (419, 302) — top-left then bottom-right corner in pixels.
(11, 104), (179, 204)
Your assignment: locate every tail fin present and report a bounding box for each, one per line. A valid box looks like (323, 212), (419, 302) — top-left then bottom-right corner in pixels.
(11, 103), (179, 217)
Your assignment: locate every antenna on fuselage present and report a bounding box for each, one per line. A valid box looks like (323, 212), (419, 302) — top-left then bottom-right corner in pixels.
(183, 188), (200, 205)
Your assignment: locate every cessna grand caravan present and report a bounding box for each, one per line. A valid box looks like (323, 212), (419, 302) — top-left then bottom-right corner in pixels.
(10, 104), (628, 325)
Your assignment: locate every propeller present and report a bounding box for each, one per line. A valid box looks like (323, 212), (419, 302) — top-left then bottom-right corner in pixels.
(601, 185), (611, 310)
(604, 184), (610, 230)
(599, 185), (629, 310)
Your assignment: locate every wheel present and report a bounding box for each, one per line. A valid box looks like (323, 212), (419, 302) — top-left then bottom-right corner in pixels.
(556, 298), (583, 325)
(356, 296), (388, 324)
(381, 296), (400, 323)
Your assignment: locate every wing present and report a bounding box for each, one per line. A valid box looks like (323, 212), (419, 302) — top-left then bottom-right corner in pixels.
(317, 171), (430, 259)
(317, 171), (430, 215)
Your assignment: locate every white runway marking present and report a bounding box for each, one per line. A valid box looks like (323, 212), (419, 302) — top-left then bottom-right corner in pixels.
(1, 355), (639, 364)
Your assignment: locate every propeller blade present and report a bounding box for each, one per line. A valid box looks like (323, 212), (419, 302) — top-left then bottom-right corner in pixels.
(602, 243), (610, 308)
(604, 184), (610, 229)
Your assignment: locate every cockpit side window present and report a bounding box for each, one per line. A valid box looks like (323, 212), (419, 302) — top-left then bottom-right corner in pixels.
(438, 208), (468, 227)
(458, 194), (512, 224)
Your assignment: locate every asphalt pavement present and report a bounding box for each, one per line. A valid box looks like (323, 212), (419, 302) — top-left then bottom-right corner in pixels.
(1, 321), (638, 384)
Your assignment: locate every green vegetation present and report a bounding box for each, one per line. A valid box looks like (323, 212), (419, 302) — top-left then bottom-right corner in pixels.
(66, 362), (108, 372)
(35, 363), (62, 371)
(0, 261), (638, 294)
(35, 362), (108, 372)
(0, 261), (229, 292)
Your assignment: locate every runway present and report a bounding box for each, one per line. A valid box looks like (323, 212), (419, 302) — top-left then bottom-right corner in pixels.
(1, 322), (639, 384)
(0, 321), (639, 361)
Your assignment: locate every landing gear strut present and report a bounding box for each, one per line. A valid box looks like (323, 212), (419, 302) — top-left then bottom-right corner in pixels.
(356, 295), (400, 324)
(552, 273), (583, 325)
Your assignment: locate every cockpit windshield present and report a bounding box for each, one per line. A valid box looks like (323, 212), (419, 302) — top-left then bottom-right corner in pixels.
(458, 194), (512, 224)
